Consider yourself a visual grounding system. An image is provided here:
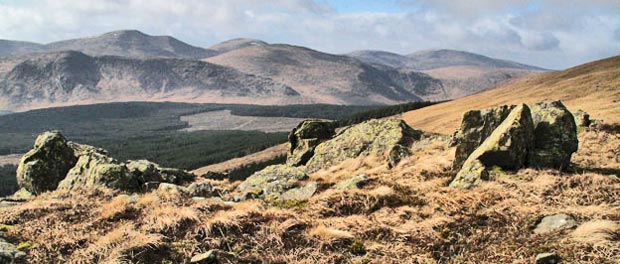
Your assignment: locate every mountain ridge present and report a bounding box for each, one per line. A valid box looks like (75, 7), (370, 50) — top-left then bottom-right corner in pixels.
(0, 30), (216, 59)
(0, 30), (549, 110)
(0, 50), (300, 111)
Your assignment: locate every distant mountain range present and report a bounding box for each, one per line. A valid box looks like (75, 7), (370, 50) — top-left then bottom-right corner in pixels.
(0, 30), (546, 111)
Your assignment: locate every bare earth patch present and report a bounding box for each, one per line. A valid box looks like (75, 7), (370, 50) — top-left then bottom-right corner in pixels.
(180, 110), (307, 133)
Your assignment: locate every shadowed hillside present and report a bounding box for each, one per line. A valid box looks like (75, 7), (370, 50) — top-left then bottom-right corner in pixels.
(0, 51), (299, 111)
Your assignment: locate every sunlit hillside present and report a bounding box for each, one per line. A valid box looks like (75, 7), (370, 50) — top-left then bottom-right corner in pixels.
(403, 56), (620, 134)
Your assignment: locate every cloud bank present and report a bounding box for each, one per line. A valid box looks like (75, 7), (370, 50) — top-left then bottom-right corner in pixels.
(0, 0), (618, 69)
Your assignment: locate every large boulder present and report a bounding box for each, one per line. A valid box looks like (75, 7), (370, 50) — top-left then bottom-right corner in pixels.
(286, 119), (335, 166)
(236, 165), (307, 198)
(451, 105), (516, 169)
(529, 101), (579, 169)
(57, 149), (138, 191)
(450, 104), (535, 189)
(305, 119), (421, 173)
(16, 131), (78, 194)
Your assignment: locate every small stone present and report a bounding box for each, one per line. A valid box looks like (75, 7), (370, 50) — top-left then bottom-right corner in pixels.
(190, 250), (216, 263)
(157, 183), (188, 194)
(279, 182), (318, 201)
(201, 171), (228, 181)
(335, 174), (369, 190)
(534, 214), (577, 234)
(9, 188), (35, 201)
(536, 252), (561, 264)
(187, 182), (217, 197)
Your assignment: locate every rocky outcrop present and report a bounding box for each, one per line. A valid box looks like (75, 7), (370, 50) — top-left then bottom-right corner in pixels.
(236, 165), (308, 199)
(235, 118), (420, 201)
(529, 101), (578, 169)
(57, 149), (137, 191)
(126, 160), (194, 186)
(16, 131), (78, 194)
(450, 101), (579, 189)
(450, 104), (534, 189)
(16, 131), (195, 194)
(286, 119), (335, 166)
(305, 119), (421, 173)
(450, 105), (516, 169)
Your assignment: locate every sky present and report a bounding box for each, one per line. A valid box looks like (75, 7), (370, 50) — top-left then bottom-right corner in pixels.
(0, 0), (618, 69)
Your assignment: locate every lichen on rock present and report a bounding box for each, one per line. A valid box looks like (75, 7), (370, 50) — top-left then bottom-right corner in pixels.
(450, 104), (535, 189)
(305, 119), (421, 173)
(451, 105), (516, 169)
(57, 150), (138, 191)
(16, 131), (196, 194)
(236, 164), (308, 198)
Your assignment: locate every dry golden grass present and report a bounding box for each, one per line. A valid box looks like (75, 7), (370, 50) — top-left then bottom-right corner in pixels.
(191, 143), (288, 175)
(1, 129), (619, 263)
(403, 56), (620, 134)
(571, 220), (619, 245)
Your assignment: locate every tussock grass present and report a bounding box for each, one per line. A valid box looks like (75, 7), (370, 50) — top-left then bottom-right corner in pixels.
(1, 129), (619, 263)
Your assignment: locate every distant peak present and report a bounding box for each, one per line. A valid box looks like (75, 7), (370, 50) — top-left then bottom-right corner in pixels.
(100, 30), (149, 38)
(209, 38), (268, 53)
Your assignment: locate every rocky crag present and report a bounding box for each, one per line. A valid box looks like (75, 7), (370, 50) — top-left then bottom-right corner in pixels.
(16, 131), (195, 195)
(449, 100), (579, 189)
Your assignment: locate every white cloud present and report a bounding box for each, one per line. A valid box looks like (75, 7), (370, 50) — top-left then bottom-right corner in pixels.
(0, 0), (618, 69)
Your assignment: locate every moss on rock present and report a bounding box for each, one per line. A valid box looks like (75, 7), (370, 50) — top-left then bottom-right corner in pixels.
(529, 101), (578, 169)
(16, 131), (78, 194)
(236, 165), (308, 198)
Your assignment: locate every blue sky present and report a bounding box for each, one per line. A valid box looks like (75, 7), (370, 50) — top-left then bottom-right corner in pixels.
(0, 0), (618, 69)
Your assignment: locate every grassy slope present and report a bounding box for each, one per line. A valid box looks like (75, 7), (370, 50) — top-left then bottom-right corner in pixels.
(403, 56), (620, 134)
(1, 130), (618, 263)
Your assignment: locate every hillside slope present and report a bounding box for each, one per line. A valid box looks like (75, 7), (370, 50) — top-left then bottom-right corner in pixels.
(403, 56), (620, 134)
(349, 49), (545, 99)
(205, 44), (445, 104)
(0, 51), (299, 111)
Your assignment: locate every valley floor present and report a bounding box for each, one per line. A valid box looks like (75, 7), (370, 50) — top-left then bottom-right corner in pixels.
(1, 129), (619, 263)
